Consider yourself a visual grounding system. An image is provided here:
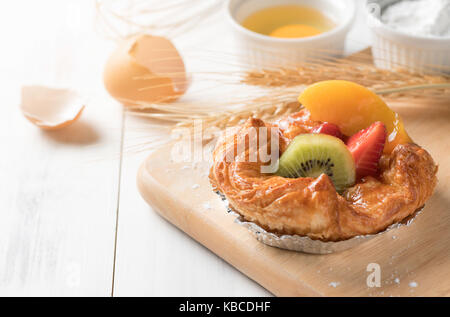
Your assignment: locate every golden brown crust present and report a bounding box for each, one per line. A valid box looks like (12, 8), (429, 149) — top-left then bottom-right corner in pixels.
(209, 110), (438, 241)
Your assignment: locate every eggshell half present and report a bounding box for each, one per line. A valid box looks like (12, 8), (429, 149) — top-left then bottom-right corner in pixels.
(20, 86), (85, 130)
(103, 34), (188, 106)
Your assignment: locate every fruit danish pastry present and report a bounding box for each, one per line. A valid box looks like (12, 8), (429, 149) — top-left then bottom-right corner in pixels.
(210, 81), (438, 241)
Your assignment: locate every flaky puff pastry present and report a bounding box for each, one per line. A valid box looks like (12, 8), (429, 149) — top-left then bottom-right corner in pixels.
(209, 110), (438, 241)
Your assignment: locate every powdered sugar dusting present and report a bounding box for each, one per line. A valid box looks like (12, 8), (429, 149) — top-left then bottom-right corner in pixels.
(409, 281), (418, 288)
(329, 282), (340, 288)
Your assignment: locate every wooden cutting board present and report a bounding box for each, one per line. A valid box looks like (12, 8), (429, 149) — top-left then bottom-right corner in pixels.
(137, 100), (449, 297)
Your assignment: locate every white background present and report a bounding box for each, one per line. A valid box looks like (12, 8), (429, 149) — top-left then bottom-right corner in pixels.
(0, 0), (370, 296)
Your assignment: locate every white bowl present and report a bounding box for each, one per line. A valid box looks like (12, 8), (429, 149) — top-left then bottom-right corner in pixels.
(366, 0), (450, 74)
(226, 0), (356, 68)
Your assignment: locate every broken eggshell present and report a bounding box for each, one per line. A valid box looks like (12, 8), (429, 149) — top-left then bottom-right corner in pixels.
(103, 34), (188, 106)
(21, 86), (85, 130)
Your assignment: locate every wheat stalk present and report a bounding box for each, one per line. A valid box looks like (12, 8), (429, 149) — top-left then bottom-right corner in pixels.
(375, 83), (450, 95)
(95, 0), (223, 40)
(243, 62), (450, 95)
(128, 56), (450, 133)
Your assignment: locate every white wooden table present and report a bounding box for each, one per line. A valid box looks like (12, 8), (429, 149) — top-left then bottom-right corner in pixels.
(0, 0), (370, 296)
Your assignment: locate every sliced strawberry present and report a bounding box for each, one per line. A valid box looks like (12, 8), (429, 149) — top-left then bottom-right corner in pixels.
(346, 121), (387, 179)
(313, 122), (344, 140)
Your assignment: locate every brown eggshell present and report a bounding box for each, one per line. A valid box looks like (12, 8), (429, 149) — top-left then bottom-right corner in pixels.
(20, 86), (85, 130)
(103, 34), (188, 106)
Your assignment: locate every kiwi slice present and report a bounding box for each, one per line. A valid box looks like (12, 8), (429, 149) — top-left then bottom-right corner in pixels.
(276, 134), (355, 192)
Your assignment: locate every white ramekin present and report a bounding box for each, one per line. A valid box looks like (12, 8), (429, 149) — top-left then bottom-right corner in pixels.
(366, 0), (450, 74)
(226, 0), (356, 68)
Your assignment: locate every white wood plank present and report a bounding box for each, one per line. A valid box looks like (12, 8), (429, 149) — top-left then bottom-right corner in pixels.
(0, 0), (122, 296)
(113, 115), (271, 296)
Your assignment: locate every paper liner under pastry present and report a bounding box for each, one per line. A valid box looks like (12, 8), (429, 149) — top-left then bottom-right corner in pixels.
(216, 192), (424, 254)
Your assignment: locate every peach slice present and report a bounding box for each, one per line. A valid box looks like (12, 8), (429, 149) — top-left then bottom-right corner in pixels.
(298, 80), (412, 153)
